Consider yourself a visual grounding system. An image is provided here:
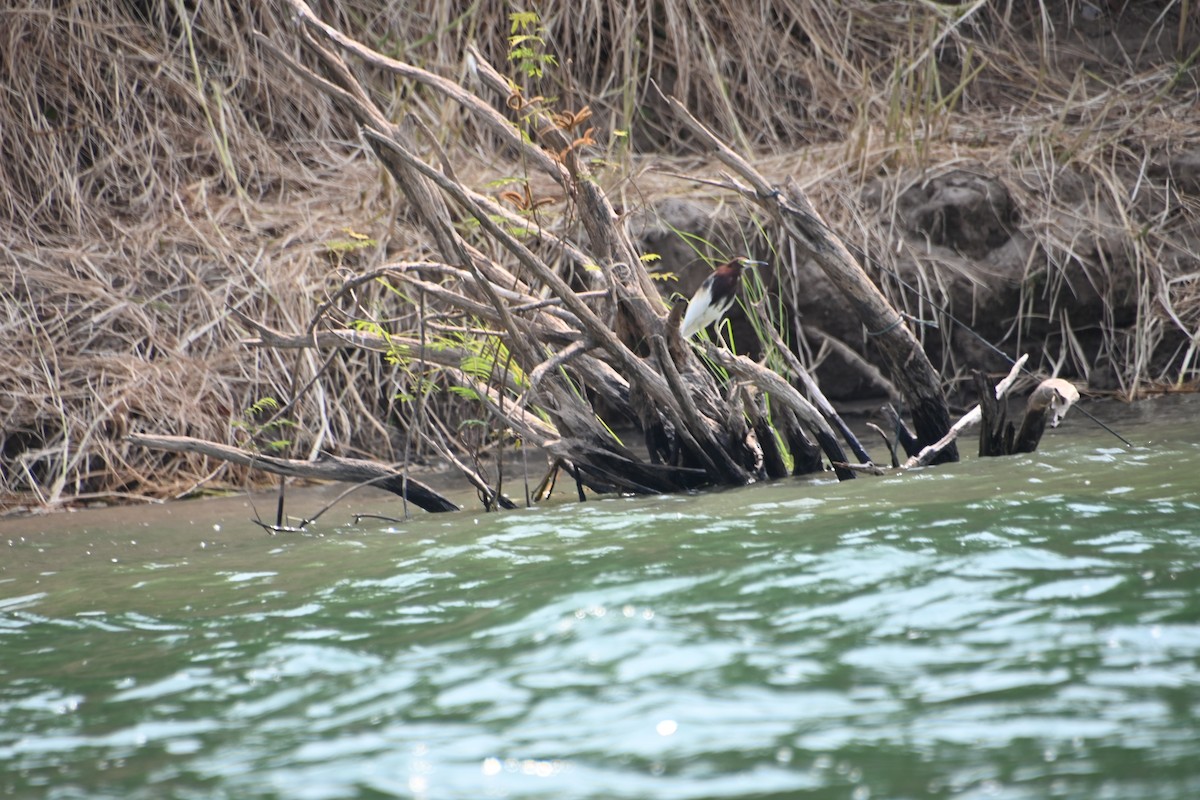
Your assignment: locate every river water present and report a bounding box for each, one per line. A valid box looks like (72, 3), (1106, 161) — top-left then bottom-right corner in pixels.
(3, 395), (1199, 799)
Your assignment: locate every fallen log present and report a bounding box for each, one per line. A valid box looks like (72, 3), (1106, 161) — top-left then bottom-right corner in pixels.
(198, 0), (966, 512)
(271, 0), (765, 494)
(127, 433), (460, 512)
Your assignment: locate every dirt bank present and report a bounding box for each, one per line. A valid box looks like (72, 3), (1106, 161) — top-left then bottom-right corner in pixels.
(2, 1), (1197, 512)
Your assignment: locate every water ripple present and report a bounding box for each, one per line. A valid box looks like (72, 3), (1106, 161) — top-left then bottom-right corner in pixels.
(3, 419), (1200, 798)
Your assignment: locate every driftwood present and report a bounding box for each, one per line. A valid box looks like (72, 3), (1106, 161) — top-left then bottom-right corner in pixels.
(656, 89), (957, 463)
(904, 356), (1029, 468)
(269, 0), (902, 488)
(130, 1), (964, 514)
(273, 1), (772, 492)
(704, 346), (855, 481)
(827, 361), (1082, 474)
(979, 375), (1081, 456)
(126, 434), (459, 512)
(762, 324), (872, 464)
(878, 403), (921, 461)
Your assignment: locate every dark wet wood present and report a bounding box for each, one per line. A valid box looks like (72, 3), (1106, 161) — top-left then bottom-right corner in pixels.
(975, 370), (1013, 456)
(880, 403), (921, 458)
(127, 434), (460, 513)
(978, 376), (1081, 456)
(658, 89), (957, 462)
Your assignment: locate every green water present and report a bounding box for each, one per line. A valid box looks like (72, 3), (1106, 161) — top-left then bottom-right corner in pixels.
(3, 397), (1200, 799)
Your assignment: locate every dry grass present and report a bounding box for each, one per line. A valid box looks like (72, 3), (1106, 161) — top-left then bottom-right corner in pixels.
(2, 0), (1198, 510)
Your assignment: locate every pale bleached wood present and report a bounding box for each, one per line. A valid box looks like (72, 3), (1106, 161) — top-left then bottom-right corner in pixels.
(127, 433), (459, 512)
(904, 355), (1029, 468)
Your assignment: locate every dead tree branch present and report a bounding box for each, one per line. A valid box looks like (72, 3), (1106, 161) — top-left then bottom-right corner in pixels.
(904, 355), (1028, 468)
(127, 433), (459, 512)
(657, 86), (956, 462)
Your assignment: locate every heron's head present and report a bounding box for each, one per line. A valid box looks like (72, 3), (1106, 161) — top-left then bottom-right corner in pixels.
(729, 257), (766, 274)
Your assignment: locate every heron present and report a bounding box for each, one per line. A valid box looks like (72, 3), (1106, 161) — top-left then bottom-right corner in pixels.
(679, 257), (765, 340)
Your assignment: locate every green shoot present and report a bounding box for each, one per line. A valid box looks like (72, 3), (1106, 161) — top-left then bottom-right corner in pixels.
(508, 12), (557, 80)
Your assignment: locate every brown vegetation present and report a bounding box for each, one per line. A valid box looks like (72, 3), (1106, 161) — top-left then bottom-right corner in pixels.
(2, 0), (1198, 512)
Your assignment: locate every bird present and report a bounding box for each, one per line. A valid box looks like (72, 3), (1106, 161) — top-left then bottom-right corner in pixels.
(679, 257), (764, 339)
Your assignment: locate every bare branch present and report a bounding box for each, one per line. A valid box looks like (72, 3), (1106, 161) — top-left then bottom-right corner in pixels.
(127, 433), (459, 512)
(657, 84), (956, 460)
(904, 355), (1029, 468)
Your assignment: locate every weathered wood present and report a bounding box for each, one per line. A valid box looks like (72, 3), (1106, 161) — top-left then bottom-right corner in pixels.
(1014, 379), (1080, 453)
(979, 377), (1082, 456)
(865, 422), (898, 468)
(904, 356), (1027, 468)
(360, 126), (754, 482)
(657, 88), (956, 462)
(880, 403), (920, 459)
(127, 433), (460, 512)
(417, 430), (518, 510)
(764, 324), (872, 464)
(650, 334), (751, 483)
(269, 0), (773, 494)
(705, 347), (854, 481)
(781, 409), (824, 476)
(745, 392), (790, 480)
(252, 0), (977, 505)
(975, 370), (1012, 457)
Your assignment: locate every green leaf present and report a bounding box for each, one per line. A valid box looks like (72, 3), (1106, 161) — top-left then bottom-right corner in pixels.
(249, 397), (279, 416)
(509, 11), (539, 32)
(353, 319), (386, 336)
(484, 176), (529, 189)
(324, 237), (376, 253)
(508, 34), (544, 48)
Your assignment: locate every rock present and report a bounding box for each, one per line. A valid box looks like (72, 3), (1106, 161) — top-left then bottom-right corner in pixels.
(895, 169), (1020, 259)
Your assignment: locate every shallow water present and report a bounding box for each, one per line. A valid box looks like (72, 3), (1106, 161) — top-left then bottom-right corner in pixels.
(3, 396), (1200, 799)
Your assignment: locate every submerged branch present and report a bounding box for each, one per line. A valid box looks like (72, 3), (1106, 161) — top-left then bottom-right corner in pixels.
(127, 433), (460, 512)
(704, 346), (854, 481)
(904, 355), (1028, 468)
